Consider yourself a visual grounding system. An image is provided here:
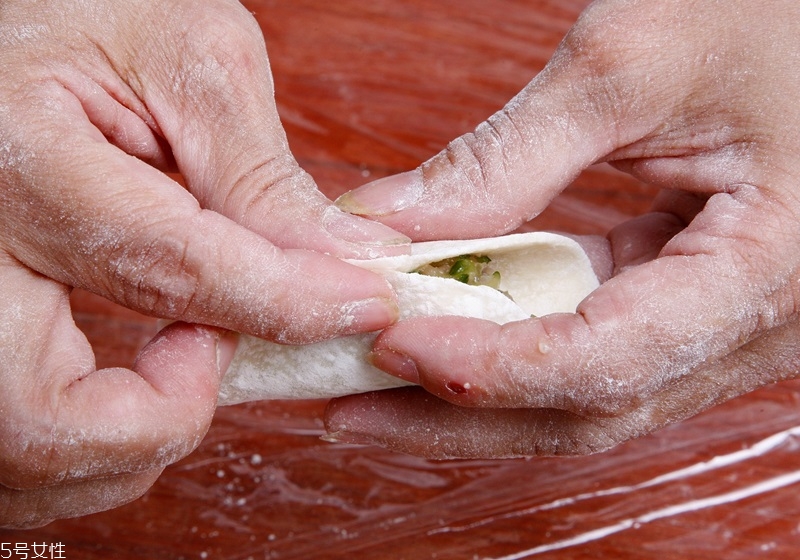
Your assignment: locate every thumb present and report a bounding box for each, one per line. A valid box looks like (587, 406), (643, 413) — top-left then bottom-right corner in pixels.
(334, 1), (689, 240)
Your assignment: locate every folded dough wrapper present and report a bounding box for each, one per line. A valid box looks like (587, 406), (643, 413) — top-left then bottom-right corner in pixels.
(219, 232), (598, 404)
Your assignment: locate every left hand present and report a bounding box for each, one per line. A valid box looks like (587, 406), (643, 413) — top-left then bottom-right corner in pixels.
(0, 0), (406, 527)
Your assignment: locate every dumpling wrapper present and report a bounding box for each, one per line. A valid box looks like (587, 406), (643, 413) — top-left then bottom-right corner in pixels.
(218, 231), (598, 404)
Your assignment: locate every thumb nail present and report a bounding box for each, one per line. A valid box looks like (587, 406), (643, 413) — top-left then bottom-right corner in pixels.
(194, 325), (239, 377)
(216, 330), (239, 376)
(335, 170), (423, 217)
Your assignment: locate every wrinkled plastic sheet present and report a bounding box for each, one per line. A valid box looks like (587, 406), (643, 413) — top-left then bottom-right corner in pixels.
(8, 380), (797, 559)
(161, 384), (800, 559)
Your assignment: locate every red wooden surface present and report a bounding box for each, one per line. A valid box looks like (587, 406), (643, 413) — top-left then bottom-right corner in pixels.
(3, 1), (799, 558)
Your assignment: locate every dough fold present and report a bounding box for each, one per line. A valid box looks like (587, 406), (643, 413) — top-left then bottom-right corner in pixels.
(219, 232), (598, 404)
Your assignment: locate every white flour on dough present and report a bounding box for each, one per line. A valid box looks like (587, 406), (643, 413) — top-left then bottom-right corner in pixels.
(218, 232), (598, 404)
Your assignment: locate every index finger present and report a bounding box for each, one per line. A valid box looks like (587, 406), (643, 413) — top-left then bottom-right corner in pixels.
(1, 107), (397, 343)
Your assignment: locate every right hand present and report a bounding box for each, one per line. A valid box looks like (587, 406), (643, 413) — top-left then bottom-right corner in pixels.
(0, 0), (407, 528)
(327, 0), (800, 459)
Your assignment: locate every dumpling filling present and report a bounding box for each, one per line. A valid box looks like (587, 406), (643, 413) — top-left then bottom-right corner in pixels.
(414, 254), (502, 290)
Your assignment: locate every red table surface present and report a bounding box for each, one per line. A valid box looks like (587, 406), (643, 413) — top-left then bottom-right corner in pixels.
(3, 1), (799, 558)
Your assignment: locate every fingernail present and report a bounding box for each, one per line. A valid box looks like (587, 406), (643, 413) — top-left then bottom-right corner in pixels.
(216, 330), (239, 375)
(367, 349), (420, 384)
(335, 170), (423, 216)
(322, 207), (411, 248)
(344, 298), (400, 333)
(194, 325), (239, 376)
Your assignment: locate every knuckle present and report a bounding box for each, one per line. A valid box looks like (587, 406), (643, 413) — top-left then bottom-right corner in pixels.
(219, 153), (316, 225)
(423, 103), (552, 231)
(180, 3), (262, 57)
(252, 251), (337, 345)
(445, 120), (511, 201)
(560, 0), (666, 72)
(552, 2), (672, 129)
(170, 5), (267, 118)
(103, 218), (205, 319)
(428, 130), (519, 230)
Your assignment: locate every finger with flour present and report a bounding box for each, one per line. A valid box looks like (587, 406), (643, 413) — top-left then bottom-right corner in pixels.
(218, 231), (599, 403)
(324, 0), (800, 458)
(0, 253), (236, 527)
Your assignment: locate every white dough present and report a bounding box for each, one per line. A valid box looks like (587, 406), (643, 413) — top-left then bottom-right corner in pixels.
(218, 232), (598, 404)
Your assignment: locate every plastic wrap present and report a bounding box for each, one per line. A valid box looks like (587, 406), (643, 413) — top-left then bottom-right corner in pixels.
(4, 1), (799, 558)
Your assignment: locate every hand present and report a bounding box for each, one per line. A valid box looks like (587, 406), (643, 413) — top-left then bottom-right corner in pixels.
(0, 0), (409, 528)
(326, 0), (800, 459)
